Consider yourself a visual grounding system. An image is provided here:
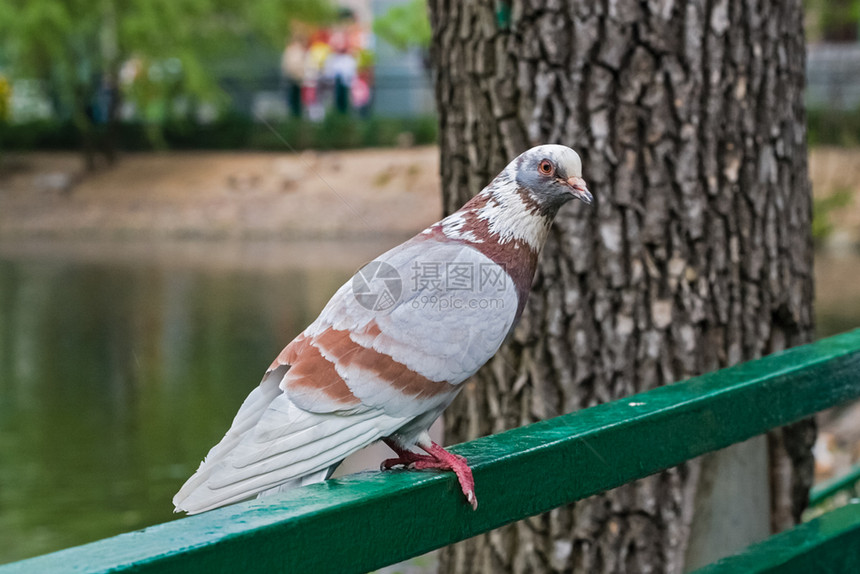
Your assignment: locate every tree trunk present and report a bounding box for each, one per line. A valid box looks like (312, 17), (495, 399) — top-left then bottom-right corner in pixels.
(427, 1), (815, 572)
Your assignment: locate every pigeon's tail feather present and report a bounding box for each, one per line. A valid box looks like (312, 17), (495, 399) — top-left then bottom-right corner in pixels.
(172, 369), (284, 513)
(173, 370), (408, 515)
(256, 466), (333, 499)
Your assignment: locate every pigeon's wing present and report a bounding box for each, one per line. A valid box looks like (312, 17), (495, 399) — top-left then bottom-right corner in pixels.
(280, 238), (520, 418)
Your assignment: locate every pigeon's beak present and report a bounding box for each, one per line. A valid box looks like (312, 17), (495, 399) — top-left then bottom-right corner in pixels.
(564, 176), (593, 205)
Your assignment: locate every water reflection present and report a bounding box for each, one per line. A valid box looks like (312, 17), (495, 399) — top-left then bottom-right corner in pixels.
(0, 242), (386, 564)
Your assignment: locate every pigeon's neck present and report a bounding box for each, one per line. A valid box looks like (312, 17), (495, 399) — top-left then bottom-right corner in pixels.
(419, 174), (553, 316)
(440, 173), (554, 252)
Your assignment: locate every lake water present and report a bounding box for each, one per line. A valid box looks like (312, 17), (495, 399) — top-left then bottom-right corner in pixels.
(0, 238), (395, 564)
(0, 241), (858, 565)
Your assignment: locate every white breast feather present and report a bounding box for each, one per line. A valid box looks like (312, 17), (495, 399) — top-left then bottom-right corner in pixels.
(477, 176), (550, 250)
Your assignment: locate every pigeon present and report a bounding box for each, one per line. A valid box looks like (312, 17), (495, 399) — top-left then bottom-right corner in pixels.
(173, 144), (592, 514)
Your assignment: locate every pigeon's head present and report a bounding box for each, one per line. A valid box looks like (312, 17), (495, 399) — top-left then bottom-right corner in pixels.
(510, 144), (592, 212)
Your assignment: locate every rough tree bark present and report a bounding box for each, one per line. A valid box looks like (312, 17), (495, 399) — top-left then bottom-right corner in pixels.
(427, 1), (815, 572)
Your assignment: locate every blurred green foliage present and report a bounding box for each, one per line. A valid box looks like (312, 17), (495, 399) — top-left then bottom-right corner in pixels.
(373, 0), (431, 51)
(0, 114), (438, 152)
(812, 187), (854, 242)
(0, 74), (9, 121)
(0, 0), (333, 160)
(808, 107), (860, 147)
(805, 0), (860, 42)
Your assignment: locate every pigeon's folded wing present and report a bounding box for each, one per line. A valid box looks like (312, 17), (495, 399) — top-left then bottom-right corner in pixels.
(278, 238), (520, 418)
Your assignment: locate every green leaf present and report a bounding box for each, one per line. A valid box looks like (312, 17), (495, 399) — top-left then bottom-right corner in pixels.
(373, 0), (431, 52)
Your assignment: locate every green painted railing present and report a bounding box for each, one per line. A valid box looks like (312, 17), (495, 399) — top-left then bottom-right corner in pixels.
(692, 501), (860, 573)
(809, 463), (860, 506)
(2, 329), (860, 574)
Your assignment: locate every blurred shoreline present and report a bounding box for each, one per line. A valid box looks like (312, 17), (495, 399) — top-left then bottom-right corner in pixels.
(0, 146), (442, 252)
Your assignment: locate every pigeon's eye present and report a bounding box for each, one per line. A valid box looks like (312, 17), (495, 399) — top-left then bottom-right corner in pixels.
(538, 160), (554, 175)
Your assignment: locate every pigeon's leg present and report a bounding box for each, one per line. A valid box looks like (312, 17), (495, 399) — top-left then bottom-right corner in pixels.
(380, 438), (436, 469)
(381, 435), (477, 510)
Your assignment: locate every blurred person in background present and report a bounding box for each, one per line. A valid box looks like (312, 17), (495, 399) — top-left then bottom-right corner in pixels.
(305, 28), (331, 121)
(325, 29), (357, 114)
(281, 35), (307, 118)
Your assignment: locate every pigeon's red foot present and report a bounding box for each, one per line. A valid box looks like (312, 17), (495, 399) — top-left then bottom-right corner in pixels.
(382, 438), (477, 510)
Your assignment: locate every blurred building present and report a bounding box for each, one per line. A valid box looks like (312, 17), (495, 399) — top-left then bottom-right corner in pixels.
(807, 44), (860, 110)
(370, 0), (434, 118)
(805, 0), (860, 110)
